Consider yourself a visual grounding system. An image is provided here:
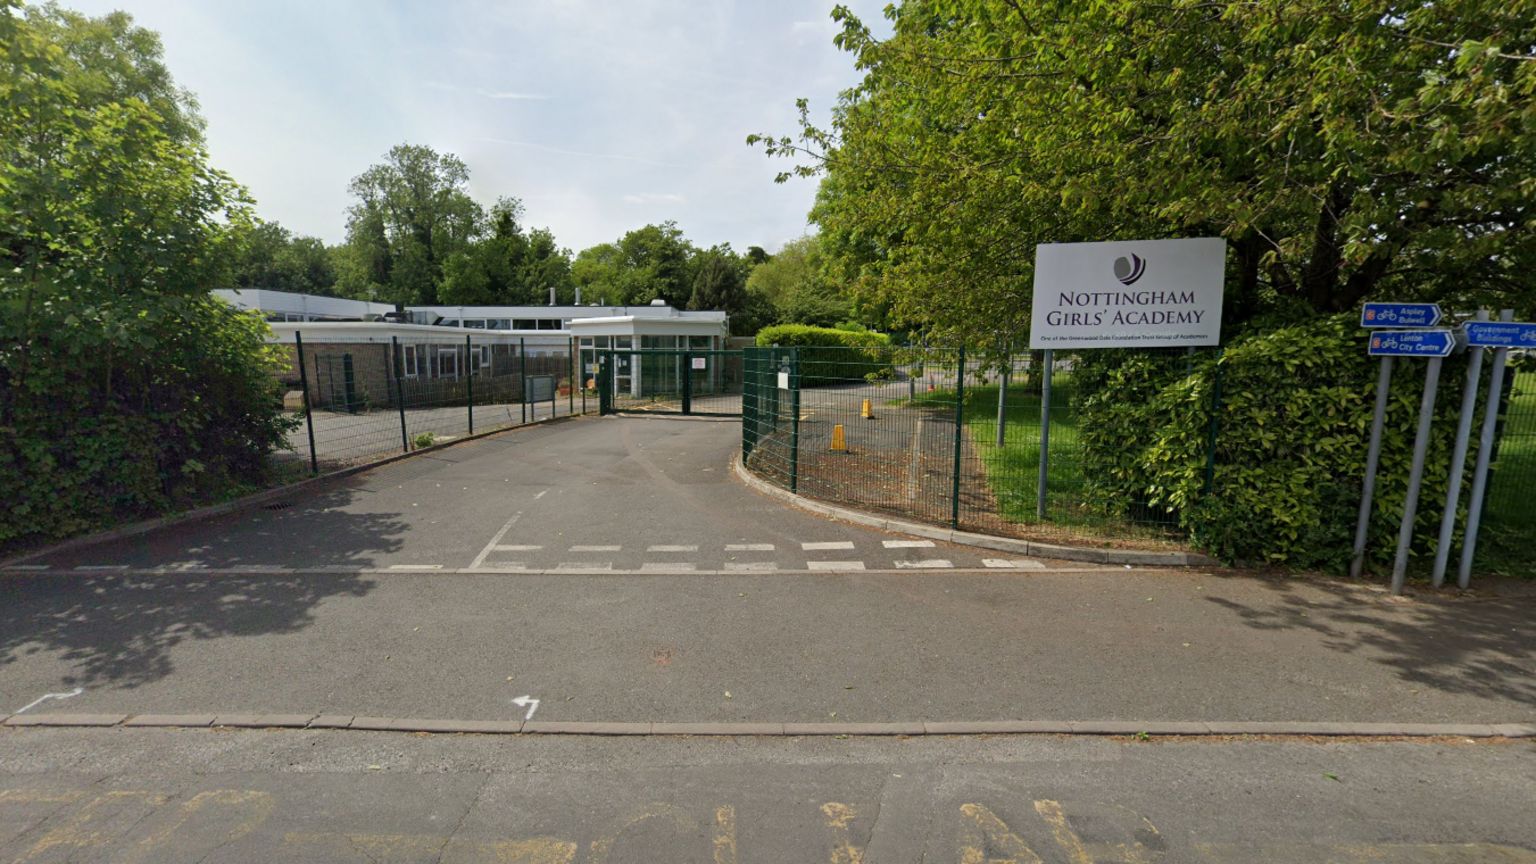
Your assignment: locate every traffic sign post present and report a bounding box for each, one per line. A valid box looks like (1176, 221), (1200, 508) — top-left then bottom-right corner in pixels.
(1391, 355), (1445, 595)
(1432, 310), (1488, 587)
(1361, 303), (1444, 328)
(1349, 355), (1394, 580)
(1458, 310), (1518, 587)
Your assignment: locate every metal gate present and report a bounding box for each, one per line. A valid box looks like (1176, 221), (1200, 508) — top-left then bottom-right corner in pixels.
(584, 348), (744, 416)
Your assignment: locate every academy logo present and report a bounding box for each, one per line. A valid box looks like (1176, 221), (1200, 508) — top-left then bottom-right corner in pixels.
(1113, 253), (1146, 285)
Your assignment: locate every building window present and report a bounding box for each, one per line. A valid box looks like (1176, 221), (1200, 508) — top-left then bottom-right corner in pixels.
(437, 347), (459, 380)
(513, 319), (537, 330)
(538, 319), (560, 330)
(487, 319), (509, 330)
(402, 345), (421, 378)
(470, 345), (492, 374)
(464, 319), (487, 329)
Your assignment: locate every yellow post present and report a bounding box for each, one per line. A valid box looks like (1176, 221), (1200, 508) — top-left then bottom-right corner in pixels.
(861, 398), (874, 419)
(830, 424), (847, 452)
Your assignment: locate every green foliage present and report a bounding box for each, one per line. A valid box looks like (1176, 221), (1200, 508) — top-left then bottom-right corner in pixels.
(229, 219), (337, 295)
(0, 2), (295, 550)
(1077, 317), (1472, 569)
(412, 432), (437, 450)
(754, 324), (894, 385)
(754, 0), (1536, 338)
(744, 235), (855, 329)
(572, 222), (697, 308)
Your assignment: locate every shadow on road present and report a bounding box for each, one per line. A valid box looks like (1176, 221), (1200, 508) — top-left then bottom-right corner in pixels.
(1205, 577), (1536, 708)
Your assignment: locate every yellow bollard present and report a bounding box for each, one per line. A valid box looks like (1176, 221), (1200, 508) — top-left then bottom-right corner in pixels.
(830, 424), (847, 452)
(861, 398), (874, 419)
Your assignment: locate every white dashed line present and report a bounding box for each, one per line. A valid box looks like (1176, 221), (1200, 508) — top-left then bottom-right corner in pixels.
(647, 545), (699, 553)
(802, 541), (855, 551)
(491, 545), (542, 552)
(570, 545), (621, 552)
(982, 558), (1047, 569)
(641, 562), (697, 571)
(725, 543), (775, 552)
(556, 562), (613, 570)
(807, 561), (865, 571)
(73, 565), (128, 571)
(883, 540), (935, 548)
(470, 510), (524, 570)
(724, 562), (778, 571)
(894, 559), (953, 569)
(479, 562), (529, 571)
(387, 564), (444, 571)
(7, 565), (50, 571)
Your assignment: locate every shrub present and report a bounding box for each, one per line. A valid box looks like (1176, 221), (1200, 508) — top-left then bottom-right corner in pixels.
(755, 324), (894, 386)
(1076, 314), (1473, 569)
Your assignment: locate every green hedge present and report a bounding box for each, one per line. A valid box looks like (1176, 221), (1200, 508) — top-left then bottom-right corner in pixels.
(0, 298), (297, 551)
(1076, 314), (1472, 570)
(755, 324), (894, 386)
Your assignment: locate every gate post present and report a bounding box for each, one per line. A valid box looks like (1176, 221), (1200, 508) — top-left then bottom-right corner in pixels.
(952, 346), (966, 529)
(294, 330), (318, 475)
(520, 338), (528, 424)
(391, 336), (408, 452)
(466, 334), (474, 435)
(682, 350), (693, 416)
(598, 351), (613, 415)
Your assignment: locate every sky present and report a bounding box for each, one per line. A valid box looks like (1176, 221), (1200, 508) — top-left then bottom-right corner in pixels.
(63, 0), (891, 254)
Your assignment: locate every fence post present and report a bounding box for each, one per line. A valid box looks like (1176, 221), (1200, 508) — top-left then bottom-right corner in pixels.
(682, 350), (693, 416)
(294, 331), (319, 475)
(569, 337), (576, 418)
(520, 338), (528, 424)
(789, 348), (801, 494)
(391, 336), (408, 452)
(465, 334), (474, 435)
(1203, 351), (1225, 495)
(995, 349), (1010, 448)
(952, 346), (966, 529)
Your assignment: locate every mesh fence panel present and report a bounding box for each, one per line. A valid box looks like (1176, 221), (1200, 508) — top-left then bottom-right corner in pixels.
(279, 331), (587, 473)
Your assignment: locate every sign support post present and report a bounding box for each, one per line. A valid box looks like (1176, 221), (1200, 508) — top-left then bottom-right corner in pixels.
(1349, 356), (1394, 579)
(1431, 310), (1489, 586)
(1458, 309), (1518, 587)
(1037, 350), (1052, 521)
(1391, 356), (1444, 595)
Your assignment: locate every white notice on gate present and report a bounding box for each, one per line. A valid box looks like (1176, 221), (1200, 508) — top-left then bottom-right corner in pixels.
(692, 357), (707, 370)
(777, 371), (790, 390)
(1029, 237), (1226, 349)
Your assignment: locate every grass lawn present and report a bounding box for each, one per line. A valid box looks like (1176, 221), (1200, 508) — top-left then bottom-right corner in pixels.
(906, 380), (1184, 543)
(1478, 366), (1535, 577)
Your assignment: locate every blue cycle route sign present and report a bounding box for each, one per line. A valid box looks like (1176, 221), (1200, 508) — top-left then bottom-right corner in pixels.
(1368, 329), (1457, 358)
(1464, 321), (1536, 348)
(1361, 302), (1443, 328)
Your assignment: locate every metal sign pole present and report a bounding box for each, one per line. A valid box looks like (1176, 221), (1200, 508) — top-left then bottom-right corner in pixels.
(1349, 356), (1394, 579)
(1390, 355), (1444, 595)
(1457, 309), (1516, 588)
(1431, 310), (1488, 586)
(1037, 349), (1053, 521)
(996, 349), (1010, 449)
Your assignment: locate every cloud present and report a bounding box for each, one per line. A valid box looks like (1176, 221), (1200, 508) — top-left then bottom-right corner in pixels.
(622, 193), (686, 205)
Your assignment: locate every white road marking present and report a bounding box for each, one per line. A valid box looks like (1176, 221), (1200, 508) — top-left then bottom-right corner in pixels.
(7, 565), (50, 571)
(73, 565), (128, 571)
(479, 563), (529, 571)
(641, 562), (697, 571)
(802, 541), (855, 551)
(895, 559), (953, 569)
(534, 490), (549, 499)
(570, 545), (621, 552)
(724, 562), (778, 571)
(511, 695), (540, 720)
(470, 510), (525, 570)
(15, 687), (83, 715)
(883, 540), (935, 548)
(807, 561), (865, 571)
(647, 544), (698, 553)
(725, 543), (775, 551)
(556, 562), (613, 570)
(387, 564), (443, 571)
(491, 545), (542, 552)
(983, 558), (1048, 569)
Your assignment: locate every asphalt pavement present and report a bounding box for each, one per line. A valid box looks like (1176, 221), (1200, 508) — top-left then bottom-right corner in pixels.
(1, 416), (1531, 727)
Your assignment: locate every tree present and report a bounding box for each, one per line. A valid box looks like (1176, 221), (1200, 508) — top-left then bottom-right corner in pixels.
(572, 222), (697, 307)
(745, 236), (851, 328)
(752, 0), (1536, 340)
(344, 144), (483, 306)
(0, 2), (293, 548)
(229, 220), (336, 295)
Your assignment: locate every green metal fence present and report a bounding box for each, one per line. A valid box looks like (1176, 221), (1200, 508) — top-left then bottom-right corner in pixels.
(276, 331), (589, 478)
(1479, 361), (1535, 575)
(585, 348), (744, 416)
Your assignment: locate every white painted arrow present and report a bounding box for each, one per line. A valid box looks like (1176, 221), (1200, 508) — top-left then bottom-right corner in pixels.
(511, 695), (540, 721)
(15, 687), (83, 715)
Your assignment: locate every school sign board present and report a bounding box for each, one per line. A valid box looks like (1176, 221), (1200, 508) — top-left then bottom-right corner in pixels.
(1029, 238), (1226, 349)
